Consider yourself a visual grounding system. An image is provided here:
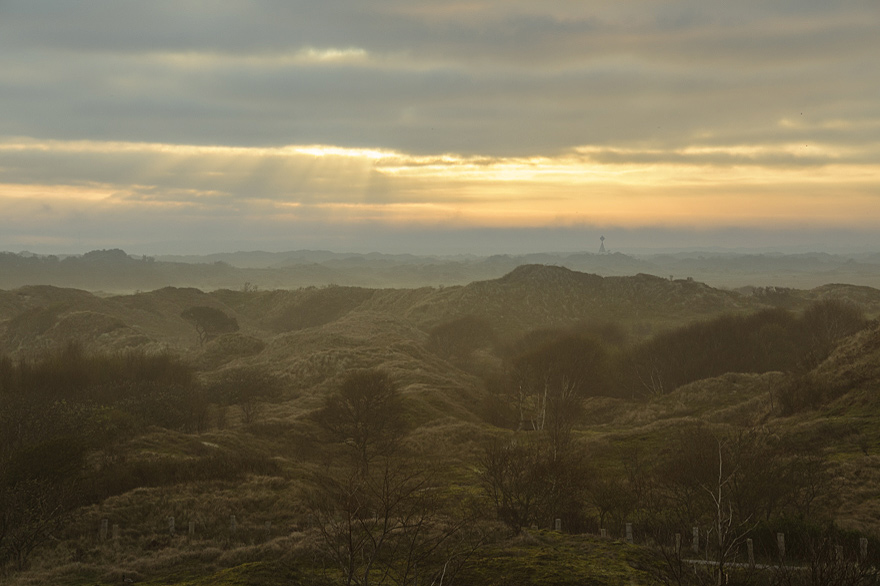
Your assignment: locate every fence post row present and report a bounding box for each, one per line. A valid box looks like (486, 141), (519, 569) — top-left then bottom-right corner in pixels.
(91, 516), (868, 563)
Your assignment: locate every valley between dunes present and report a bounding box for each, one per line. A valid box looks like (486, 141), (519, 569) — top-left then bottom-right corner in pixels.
(3, 265), (880, 585)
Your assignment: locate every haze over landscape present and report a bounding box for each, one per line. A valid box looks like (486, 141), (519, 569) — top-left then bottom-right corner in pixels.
(4, 3), (880, 586)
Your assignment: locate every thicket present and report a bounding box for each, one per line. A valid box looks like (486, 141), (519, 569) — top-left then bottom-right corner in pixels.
(0, 344), (282, 572)
(620, 299), (868, 397)
(427, 315), (497, 361)
(206, 366), (285, 425)
(478, 298), (868, 429)
(309, 369), (486, 585)
(480, 327), (619, 431)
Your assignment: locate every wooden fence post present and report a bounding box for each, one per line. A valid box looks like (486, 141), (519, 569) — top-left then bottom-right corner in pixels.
(692, 527), (699, 554)
(860, 538), (868, 561)
(626, 523), (633, 544)
(747, 539), (754, 569)
(555, 518), (561, 532)
(777, 533), (786, 560)
(675, 533), (681, 555)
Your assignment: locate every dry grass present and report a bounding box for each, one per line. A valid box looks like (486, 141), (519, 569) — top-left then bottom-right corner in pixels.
(4, 273), (880, 584)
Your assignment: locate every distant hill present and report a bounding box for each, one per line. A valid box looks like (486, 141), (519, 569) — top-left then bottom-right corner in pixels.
(4, 247), (880, 292)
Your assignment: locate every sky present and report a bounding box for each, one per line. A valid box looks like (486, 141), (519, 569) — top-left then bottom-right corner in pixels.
(1, 0), (879, 255)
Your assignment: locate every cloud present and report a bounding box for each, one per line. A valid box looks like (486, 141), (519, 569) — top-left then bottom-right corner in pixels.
(0, 1), (878, 253)
(2, 0), (877, 156)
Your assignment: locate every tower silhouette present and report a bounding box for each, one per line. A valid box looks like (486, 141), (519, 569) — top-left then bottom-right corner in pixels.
(599, 235), (606, 253)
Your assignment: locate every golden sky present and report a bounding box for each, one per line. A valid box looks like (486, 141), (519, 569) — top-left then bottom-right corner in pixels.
(1, 1), (878, 253)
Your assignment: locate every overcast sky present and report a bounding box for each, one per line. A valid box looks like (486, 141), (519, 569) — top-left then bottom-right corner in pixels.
(1, 0), (878, 255)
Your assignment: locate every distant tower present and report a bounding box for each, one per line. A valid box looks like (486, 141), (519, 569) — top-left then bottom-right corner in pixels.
(599, 235), (606, 253)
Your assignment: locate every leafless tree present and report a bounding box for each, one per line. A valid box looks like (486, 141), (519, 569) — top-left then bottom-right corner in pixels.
(316, 370), (407, 476)
(1, 478), (80, 571)
(771, 532), (879, 586)
(308, 457), (482, 586)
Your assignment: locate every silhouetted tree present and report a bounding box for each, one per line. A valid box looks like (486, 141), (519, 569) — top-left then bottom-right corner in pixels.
(479, 435), (591, 534)
(315, 370), (407, 475)
(209, 366), (284, 425)
(427, 315), (497, 361)
(308, 458), (481, 586)
(180, 306), (239, 345)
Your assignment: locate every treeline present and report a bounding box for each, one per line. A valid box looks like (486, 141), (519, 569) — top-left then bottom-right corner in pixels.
(0, 344), (282, 570)
(621, 299), (868, 397)
(429, 299), (870, 428)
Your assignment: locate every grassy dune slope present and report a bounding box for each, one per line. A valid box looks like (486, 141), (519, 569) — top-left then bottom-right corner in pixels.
(3, 267), (880, 585)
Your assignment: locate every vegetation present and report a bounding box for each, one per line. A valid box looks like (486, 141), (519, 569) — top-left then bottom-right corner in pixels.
(315, 369), (408, 475)
(0, 344), (280, 574)
(619, 300), (869, 397)
(2, 266), (880, 585)
(180, 306), (239, 345)
(428, 315), (497, 361)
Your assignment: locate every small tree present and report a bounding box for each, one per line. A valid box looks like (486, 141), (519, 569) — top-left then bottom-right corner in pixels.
(209, 366), (284, 425)
(479, 435), (591, 534)
(309, 455), (483, 586)
(180, 306), (239, 345)
(316, 370), (407, 476)
(479, 438), (551, 533)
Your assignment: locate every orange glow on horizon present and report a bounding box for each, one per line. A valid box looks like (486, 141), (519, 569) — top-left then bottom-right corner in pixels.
(1, 137), (879, 231)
